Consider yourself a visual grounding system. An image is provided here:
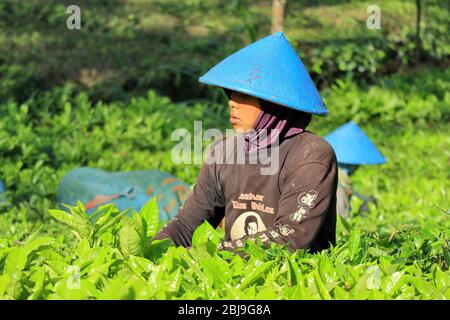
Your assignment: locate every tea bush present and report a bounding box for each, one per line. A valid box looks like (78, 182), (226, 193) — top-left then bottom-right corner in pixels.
(0, 200), (448, 300)
(0, 0), (447, 104)
(0, 67), (448, 299)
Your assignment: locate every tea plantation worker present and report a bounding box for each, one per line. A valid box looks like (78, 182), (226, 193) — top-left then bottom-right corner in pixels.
(324, 121), (386, 219)
(155, 32), (338, 253)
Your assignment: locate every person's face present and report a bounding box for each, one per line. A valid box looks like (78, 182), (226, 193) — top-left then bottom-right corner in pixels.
(229, 91), (262, 133)
(246, 222), (258, 235)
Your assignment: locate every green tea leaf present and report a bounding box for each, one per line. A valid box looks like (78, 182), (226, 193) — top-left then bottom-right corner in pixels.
(95, 209), (129, 236)
(71, 213), (94, 240)
(192, 221), (221, 247)
(48, 209), (75, 228)
(119, 219), (143, 258)
(49, 207), (93, 240)
(140, 197), (159, 237)
(384, 271), (405, 296)
(91, 204), (116, 225)
(199, 257), (227, 286)
(338, 214), (352, 234)
(24, 237), (55, 255)
(28, 268), (46, 300)
(128, 256), (153, 277)
(166, 268), (182, 293)
(130, 211), (146, 239)
(4, 247), (28, 277)
(243, 239), (267, 260)
(238, 261), (274, 290)
(0, 275), (11, 298)
(433, 267), (450, 291)
(333, 286), (348, 299)
(145, 238), (173, 262)
(97, 276), (132, 299)
(313, 269), (332, 300)
(349, 229), (361, 262)
(286, 257), (300, 286)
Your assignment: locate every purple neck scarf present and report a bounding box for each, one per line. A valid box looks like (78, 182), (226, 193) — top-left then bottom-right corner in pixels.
(243, 100), (311, 153)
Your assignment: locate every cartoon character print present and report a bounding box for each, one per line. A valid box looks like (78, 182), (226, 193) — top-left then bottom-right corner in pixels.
(289, 205), (310, 224)
(268, 229), (281, 240)
(298, 190), (318, 208)
(277, 224), (295, 237)
(230, 211), (267, 241)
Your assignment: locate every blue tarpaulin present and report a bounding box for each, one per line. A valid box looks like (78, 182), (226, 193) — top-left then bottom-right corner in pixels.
(58, 167), (192, 221)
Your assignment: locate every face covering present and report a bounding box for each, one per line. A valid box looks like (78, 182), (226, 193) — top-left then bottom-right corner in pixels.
(243, 99), (312, 153)
(223, 89), (312, 153)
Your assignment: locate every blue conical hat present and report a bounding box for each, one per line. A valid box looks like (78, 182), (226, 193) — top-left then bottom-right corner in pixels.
(325, 121), (386, 165)
(199, 32), (327, 115)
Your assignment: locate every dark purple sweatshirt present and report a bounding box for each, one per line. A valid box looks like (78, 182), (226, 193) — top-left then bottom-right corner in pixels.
(155, 131), (337, 253)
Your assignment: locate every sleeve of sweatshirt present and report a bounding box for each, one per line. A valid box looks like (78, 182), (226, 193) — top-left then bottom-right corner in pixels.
(219, 157), (337, 252)
(154, 151), (225, 247)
